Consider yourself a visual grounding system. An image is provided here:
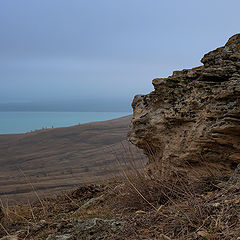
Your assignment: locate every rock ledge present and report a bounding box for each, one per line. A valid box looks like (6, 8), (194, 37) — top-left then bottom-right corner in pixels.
(129, 34), (240, 170)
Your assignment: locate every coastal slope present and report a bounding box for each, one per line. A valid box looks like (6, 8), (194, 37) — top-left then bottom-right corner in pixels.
(0, 115), (132, 202)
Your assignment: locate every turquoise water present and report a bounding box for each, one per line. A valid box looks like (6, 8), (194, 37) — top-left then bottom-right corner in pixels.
(0, 112), (131, 134)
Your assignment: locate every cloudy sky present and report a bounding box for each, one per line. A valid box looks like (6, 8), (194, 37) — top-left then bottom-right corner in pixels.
(0, 0), (239, 111)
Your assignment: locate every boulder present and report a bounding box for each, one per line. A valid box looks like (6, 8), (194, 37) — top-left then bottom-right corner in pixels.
(128, 34), (240, 171)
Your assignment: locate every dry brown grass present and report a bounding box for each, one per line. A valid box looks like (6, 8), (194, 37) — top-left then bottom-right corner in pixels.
(0, 183), (108, 239)
(109, 146), (240, 239)
(0, 142), (240, 239)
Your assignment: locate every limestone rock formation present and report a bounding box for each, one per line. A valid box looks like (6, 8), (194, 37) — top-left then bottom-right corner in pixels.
(129, 34), (240, 170)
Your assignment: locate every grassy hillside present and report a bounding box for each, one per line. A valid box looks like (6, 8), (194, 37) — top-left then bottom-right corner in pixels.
(0, 115), (134, 203)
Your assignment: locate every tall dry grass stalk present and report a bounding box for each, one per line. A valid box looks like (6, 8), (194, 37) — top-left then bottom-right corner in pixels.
(112, 141), (189, 211)
(18, 168), (46, 215)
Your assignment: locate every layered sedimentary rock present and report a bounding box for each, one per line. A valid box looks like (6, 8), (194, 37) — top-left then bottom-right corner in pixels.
(129, 34), (240, 170)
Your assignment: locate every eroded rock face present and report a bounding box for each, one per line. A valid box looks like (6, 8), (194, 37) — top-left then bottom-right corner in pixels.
(129, 34), (240, 170)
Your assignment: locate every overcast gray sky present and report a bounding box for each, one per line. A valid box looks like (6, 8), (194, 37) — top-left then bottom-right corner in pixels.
(0, 0), (239, 110)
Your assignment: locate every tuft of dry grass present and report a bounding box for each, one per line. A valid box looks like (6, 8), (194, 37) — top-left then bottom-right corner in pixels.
(108, 143), (240, 239)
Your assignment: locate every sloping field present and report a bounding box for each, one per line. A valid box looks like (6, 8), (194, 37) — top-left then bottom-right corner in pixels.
(0, 115), (141, 203)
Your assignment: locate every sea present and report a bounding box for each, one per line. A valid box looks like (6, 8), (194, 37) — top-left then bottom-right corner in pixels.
(0, 111), (131, 134)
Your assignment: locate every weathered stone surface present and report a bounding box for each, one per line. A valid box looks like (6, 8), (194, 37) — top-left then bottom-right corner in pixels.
(0, 236), (18, 240)
(128, 34), (240, 171)
(74, 194), (105, 214)
(47, 234), (72, 240)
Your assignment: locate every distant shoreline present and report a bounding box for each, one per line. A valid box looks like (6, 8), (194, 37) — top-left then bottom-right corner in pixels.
(0, 111), (131, 134)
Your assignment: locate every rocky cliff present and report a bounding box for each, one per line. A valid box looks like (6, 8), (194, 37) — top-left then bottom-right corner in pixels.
(129, 34), (240, 171)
